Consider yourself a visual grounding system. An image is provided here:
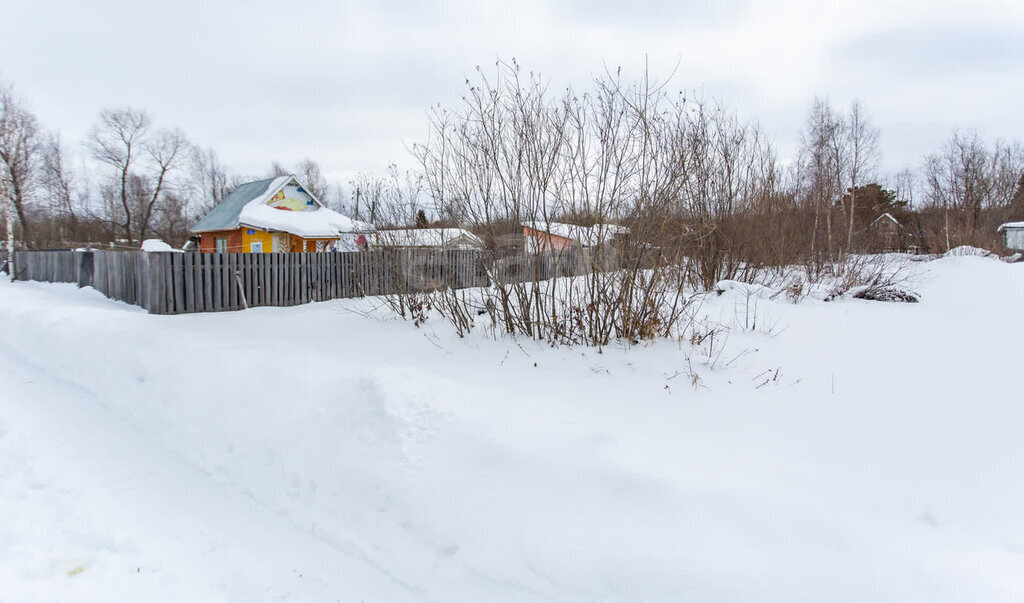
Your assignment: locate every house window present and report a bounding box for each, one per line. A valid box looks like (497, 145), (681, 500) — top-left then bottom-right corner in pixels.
(215, 237), (227, 252)
(251, 241), (263, 253)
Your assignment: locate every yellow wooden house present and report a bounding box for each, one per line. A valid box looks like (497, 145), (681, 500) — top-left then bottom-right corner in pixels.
(191, 175), (373, 253)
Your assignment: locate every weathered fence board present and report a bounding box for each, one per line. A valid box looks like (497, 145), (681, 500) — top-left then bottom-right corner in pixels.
(11, 249), (492, 315)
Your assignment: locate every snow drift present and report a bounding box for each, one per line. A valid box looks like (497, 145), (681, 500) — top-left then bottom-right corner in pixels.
(1, 254), (1023, 601)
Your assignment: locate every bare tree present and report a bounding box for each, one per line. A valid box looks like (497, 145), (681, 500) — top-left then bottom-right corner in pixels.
(0, 81), (41, 245)
(1008, 172), (1024, 222)
(41, 134), (76, 223)
(348, 172), (384, 224)
(409, 59), (766, 344)
(893, 168), (916, 209)
(87, 108), (149, 243)
(924, 130), (992, 248)
(189, 146), (232, 216)
(87, 108), (189, 244)
(268, 161), (289, 177)
(151, 190), (192, 244)
(382, 164), (424, 226)
(33, 133), (87, 245)
(990, 140), (1024, 214)
(296, 158), (328, 200)
(845, 100), (880, 248)
(137, 128), (188, 242)
(797, 98), (845, 266)
(824, 104), (849, 257)
(344, 166), (423, 227)
(318, 181), (349, 214)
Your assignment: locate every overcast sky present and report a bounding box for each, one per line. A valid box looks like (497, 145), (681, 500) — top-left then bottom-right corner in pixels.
(3, 0), (1023, 186)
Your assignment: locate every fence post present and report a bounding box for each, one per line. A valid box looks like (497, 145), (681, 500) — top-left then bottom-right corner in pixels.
(78, 251), (94, 288)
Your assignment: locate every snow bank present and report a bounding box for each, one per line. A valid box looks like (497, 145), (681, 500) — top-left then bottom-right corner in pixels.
(140, 239), (177, 252)
(944, 244), (997, 258)
(1, 255), (1023, 601)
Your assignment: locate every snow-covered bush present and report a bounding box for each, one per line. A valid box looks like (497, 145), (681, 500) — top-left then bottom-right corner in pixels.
(944, 245), (997, 258)
(851, 283), (919, 303)
(823, 254), (919, 303)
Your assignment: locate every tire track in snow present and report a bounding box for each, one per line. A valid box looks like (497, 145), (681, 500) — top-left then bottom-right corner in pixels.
(0, 336), (425, 602)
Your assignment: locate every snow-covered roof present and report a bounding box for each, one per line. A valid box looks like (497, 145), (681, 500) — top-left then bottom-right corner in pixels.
(191, 177), (279, 233)
(375, 228), (484, 249)
(997, 221), (1024, 231)
(239, 200), (371, 239)
(872, 212), (901, 227)
(522, 221), (629, 247)
(191, 175), (374, 237)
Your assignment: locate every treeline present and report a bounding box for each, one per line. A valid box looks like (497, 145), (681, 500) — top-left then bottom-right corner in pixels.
(3, 62), (1024, 268)
(0, 80), (422, 250)
(392, 60), (1024, 346)
(413, 61), (1024, 288)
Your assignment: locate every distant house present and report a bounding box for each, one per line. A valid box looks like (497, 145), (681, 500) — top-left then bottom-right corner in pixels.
(375, 228), (484, 250)
(190, 175), (374, 253)
(997, 221), (1024, 251)
(867, 213), (903, 251)
(521, 221), (629, 253)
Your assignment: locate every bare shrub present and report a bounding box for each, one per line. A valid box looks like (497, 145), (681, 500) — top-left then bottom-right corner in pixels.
(408, 61), (787, 347)
(852, 281), (919, 303)
(823, 255), (918, 303)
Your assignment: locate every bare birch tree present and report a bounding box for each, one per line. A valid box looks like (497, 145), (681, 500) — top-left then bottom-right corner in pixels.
(798, 98), (843, 267)
(845, 100), (880, 248)
(0, 82), (41, 245)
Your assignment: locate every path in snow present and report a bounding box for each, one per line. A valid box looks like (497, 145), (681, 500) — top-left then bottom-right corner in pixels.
(0, 336), (419, 602)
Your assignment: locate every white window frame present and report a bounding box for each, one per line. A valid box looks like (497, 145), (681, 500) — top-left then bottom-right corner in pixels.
(251, 241), (263, 253)
(215, 237), (227, 252)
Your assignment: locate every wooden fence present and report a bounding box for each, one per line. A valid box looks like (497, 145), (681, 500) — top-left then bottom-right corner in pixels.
(489, 249), (586, 283)
(10, 249), (488, 314)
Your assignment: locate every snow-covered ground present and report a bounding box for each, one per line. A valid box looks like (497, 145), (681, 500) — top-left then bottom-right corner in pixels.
(1, 255), (1022, 602)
